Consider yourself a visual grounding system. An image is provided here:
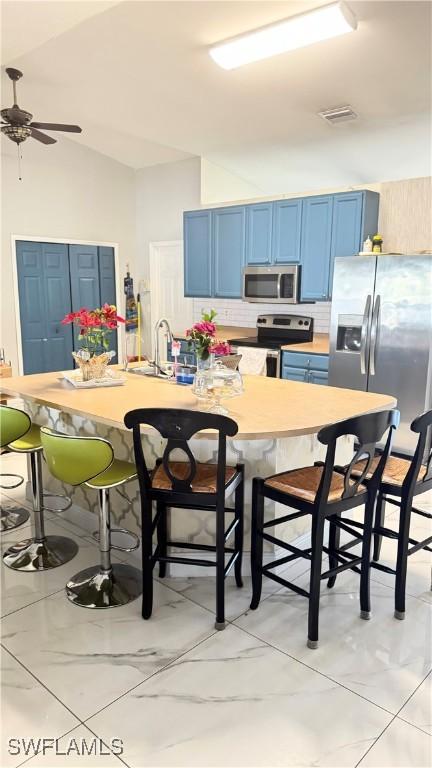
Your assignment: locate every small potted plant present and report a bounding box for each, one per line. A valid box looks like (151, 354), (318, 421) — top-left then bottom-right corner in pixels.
(62, 304), (125, 381)
(185, 309), (231, 370)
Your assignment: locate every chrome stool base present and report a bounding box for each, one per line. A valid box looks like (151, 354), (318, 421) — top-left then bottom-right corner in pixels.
(0, 503), (30, 532)
(66, 563), (142, 608)
(3, 535), (79, 571)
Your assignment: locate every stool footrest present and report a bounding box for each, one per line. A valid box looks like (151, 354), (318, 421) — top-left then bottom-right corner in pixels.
(0, 473), (24, 490)
(262, 552), (303, 571)
(166, 540), (235, 554)
(412, 507), (432, 520)
(43, 492), (72, 513)
(370, 561), (396, 575)
(261, 531), (312, 561)
(156, 554), (215, 568)
(92, 528), (140, 552)
(408, 535), (432, 556)
(262, 569), (310, 598)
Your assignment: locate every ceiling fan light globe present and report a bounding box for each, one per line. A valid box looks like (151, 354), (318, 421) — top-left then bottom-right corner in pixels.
(2, 124), (32, 144)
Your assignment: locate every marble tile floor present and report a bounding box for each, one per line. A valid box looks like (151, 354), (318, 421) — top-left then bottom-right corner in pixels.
(0, 456), (431, 768)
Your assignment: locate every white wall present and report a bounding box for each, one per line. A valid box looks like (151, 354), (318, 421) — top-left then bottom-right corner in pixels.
(135, 157), (201, 349)
(1, 138), (136, 373)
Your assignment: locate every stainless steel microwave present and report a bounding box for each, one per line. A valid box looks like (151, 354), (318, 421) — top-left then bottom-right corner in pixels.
(242, 265), (300, 303)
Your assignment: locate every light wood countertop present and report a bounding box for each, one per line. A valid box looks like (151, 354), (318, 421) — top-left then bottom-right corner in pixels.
(173, 326), (257, 342)
(2, 371), (395, 441)
(281, 334), (330, 355)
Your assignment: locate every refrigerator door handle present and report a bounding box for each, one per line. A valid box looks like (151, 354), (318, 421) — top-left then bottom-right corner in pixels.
(360, 294), (372, 375)
(369, 294), (381, 376)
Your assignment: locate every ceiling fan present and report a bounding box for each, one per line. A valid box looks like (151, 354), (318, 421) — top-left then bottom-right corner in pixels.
(1, 67), (82, 146)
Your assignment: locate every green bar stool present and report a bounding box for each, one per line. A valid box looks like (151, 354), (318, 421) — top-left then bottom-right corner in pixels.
(40, 428), (142, 608)
(0, 406), (30, 532)
(1, 406), (78, 570)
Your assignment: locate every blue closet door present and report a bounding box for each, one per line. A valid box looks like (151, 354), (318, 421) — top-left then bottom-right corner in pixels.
(69, 244), (100, 352)
(16, 241), (73, 374)
(98, 246), (118, 362)
(213, 206), (246, 298)
(69, 244), (100, 310)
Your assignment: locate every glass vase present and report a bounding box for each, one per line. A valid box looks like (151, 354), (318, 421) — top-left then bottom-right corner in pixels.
(196, 353), (214, 372)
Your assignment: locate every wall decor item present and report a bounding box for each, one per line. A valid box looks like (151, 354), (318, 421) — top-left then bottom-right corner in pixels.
(62, 305), (124, 381)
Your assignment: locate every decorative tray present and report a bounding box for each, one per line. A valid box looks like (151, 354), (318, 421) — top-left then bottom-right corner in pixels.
(61, 370), (127, 389)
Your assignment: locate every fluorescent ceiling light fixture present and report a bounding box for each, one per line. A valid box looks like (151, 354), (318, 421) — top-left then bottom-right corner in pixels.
(209, 1), (357, 70)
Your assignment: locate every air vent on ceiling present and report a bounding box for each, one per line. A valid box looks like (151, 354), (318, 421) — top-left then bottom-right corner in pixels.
(318, 105), (358, 125)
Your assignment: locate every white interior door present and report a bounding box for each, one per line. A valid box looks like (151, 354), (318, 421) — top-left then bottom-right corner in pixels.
(149, 241), (193, 356)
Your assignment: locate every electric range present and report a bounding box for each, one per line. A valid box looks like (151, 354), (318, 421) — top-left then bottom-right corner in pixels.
(229, 314), (314, 377)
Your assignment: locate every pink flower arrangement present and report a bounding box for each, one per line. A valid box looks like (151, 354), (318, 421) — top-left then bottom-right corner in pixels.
(185, 309), (231, 361)
(62, 304), (125, 356)
(210, 341), (231, 356)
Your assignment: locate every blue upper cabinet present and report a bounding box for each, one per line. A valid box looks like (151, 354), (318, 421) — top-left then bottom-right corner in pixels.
(300, 196), (334, 301)
(329, 190), (379, 295)
(272, 199), (302, 264)
(184, 211), (212, 297)
(183, 190), (379, 300)
(246, 203), (273, 265)
(213, 206), (246, 298)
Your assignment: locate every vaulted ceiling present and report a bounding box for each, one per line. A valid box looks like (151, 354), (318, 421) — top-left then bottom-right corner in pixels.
(1, 1), (430, 191)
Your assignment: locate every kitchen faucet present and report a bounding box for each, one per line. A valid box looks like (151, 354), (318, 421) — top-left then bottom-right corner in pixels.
(154, 317), (173, 374)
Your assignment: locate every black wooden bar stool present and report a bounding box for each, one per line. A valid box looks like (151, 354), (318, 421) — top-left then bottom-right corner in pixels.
(343, 409), (432, 619)
(250, 409), (399, 648)
(124, 408), (244, 629)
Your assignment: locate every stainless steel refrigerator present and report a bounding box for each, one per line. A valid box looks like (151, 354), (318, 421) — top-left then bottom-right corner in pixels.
(328, 255), (432, 455)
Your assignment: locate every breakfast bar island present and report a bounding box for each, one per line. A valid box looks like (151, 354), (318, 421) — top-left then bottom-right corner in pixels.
(2, 372), (396, 548)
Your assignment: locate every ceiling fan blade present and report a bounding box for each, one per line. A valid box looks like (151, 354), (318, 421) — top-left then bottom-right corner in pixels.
(30, 122), (82, 133)
(30, 128), (57, 145)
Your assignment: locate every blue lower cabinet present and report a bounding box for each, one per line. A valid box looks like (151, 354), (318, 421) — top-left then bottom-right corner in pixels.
(281, 351), (329, 385)
(309, 369), (329, 385)
(282, 365), (308, 382)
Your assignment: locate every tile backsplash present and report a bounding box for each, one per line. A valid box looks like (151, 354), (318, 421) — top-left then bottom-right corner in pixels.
(192, 299), (331, 334)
